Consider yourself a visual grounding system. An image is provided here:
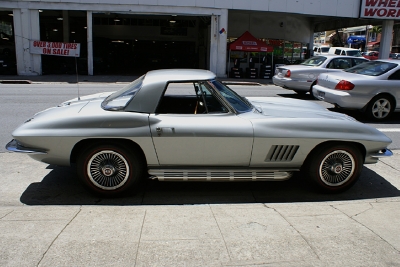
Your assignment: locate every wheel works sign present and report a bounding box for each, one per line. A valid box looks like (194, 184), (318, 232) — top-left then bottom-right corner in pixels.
(29, 41), (80, 57)
(360, 0), (400, 19)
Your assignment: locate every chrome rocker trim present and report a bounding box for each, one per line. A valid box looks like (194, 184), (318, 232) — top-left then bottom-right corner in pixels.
(370, 149), (393, 158)
(5, 139), (47, 154)
(148, 168), (296, 181)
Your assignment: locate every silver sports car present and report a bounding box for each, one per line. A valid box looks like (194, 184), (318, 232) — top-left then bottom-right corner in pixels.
(273, 55), (368, 94)
(313, 60), (400, 121)
(6, 69), (392, 196)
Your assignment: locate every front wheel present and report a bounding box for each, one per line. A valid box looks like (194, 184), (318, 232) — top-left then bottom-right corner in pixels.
(305, 144), (363, 193)
(366, 96), (394, 121)
(77, 144), (144, 197)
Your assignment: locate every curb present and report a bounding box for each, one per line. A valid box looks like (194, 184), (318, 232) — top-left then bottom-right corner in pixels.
(0, 80), (32, 84)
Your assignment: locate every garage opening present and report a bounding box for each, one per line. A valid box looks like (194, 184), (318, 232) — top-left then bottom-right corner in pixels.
(38, 11), (211, 75)
(92, 13), (211, 75)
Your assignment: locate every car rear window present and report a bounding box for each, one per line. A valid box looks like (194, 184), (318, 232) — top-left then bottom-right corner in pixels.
(344, 61), (398, 76)
(300, 56), (327, 66)
(102, 75), (144, 111)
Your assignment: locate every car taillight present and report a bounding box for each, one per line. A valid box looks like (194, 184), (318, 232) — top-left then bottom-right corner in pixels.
(284, 70), (291, 77)
(335, 80), (354, 90)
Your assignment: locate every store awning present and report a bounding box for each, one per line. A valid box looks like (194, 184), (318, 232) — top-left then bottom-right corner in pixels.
(228, 31), (273, 52)
(347, 35), (366, 44)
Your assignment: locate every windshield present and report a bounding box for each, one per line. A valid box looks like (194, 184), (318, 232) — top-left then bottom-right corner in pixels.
(344, 61), (397, 76)
(101, 75), (145, 110)
(346, 50), (362, 57)
(209, 80), (253, 113)
(300, 56), (327, 66)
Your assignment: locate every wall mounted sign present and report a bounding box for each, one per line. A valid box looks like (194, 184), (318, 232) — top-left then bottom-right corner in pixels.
(29, 41), (81, 57)
(360, 0), (400, 19)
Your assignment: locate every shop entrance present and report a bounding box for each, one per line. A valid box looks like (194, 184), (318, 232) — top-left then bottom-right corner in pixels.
(38, 11), (211, 75)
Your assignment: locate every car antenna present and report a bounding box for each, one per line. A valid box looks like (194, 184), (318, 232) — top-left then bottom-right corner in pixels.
(74, 40), (80, 100)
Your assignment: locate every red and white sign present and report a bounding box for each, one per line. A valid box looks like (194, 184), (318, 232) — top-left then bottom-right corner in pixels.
(360, 0), (400, 19)
(29, 41), (80, 57)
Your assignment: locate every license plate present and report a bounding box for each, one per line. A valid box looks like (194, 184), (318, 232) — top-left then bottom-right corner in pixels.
(317, 91), (325, 99)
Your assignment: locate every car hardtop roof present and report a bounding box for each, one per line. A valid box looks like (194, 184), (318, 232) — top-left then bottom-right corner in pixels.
(144, 69), (216, 83)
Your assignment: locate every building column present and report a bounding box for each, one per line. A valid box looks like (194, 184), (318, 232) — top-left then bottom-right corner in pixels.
(216, 9), (228, 78)
(209, 10), (228, 78)
(209, 15), (218, 74)
(308, 25), (315, 57)
(87, 11), (93, 76)
(378, 20), (394, 59)
(13, 9), (41, 75)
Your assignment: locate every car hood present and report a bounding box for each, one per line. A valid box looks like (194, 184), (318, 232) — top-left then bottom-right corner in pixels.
(247, 97), (355, 121)
(60, 91), (114, 105)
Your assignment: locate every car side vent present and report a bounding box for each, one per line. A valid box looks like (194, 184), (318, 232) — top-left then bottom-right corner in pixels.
(265, 145), (299, 162)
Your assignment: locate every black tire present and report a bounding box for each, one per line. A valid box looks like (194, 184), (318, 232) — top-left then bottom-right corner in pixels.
(294, 90), (307, 95)
(305, 143), (363, 193)
(77, 143), (145, 197)
(310, 82), (318, 99)
(366, 95), (394, 121)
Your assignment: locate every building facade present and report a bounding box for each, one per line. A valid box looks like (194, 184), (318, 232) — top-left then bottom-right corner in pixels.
(0, 0), (396, 77)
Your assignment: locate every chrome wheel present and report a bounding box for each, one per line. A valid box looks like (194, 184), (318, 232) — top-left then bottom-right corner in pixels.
(87, 150), (130, 190)
(319, 150), (355, 187)
(371, 98), (391, 119)
(306, 144), (362, 193)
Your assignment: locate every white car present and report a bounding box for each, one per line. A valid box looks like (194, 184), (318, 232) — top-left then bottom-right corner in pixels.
(313, 60), (400, 121)
(328, 47), (363, 57)
(272, 55), (368, 94)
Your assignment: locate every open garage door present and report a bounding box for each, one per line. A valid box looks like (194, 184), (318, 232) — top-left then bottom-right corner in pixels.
(92, 13), (211, 75)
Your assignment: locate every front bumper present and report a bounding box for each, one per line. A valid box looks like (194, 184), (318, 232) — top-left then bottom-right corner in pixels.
(5, 139), (47, 154)
(370, 148), (393, 158)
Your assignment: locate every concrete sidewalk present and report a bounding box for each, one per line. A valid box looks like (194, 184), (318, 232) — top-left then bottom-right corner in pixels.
(0, 151), (400, 266)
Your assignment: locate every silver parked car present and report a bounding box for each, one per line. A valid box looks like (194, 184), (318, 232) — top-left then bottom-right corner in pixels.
(6, 69), (392, 196)
(273, 55), (368, 94)
(313, 60), (400, 121)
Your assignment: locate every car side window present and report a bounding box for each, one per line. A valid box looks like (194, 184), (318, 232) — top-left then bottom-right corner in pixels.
(353, 58), (367, 66)
(334, 49), (341, 55)
(156, 82), (228, 114)
(328, 58), (351, 69)
(388, 70), (400, 80)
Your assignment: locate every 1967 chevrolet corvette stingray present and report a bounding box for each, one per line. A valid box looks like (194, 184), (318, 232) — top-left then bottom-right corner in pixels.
(6, 69), (392, 196)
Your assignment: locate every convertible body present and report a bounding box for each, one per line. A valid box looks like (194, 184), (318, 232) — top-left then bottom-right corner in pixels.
(7, 69), (392, 196)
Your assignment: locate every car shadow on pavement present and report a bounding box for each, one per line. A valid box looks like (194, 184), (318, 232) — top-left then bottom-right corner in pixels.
(20, 165), (400, 206)
(277, 93), (315, 101)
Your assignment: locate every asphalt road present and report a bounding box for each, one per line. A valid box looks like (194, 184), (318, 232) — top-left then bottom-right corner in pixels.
(1, 82), (400, 151)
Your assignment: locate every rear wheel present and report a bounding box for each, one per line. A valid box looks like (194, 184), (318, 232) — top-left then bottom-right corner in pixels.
(366, 95), (394, 121)
(77, 143), (144, 196)
(305, 143), (363, 193)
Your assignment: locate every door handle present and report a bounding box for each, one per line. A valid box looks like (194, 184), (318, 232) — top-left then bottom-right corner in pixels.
(156, 127), (175, 136)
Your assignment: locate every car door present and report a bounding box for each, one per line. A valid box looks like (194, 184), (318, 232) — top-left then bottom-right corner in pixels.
(148, 81), (254, 166)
